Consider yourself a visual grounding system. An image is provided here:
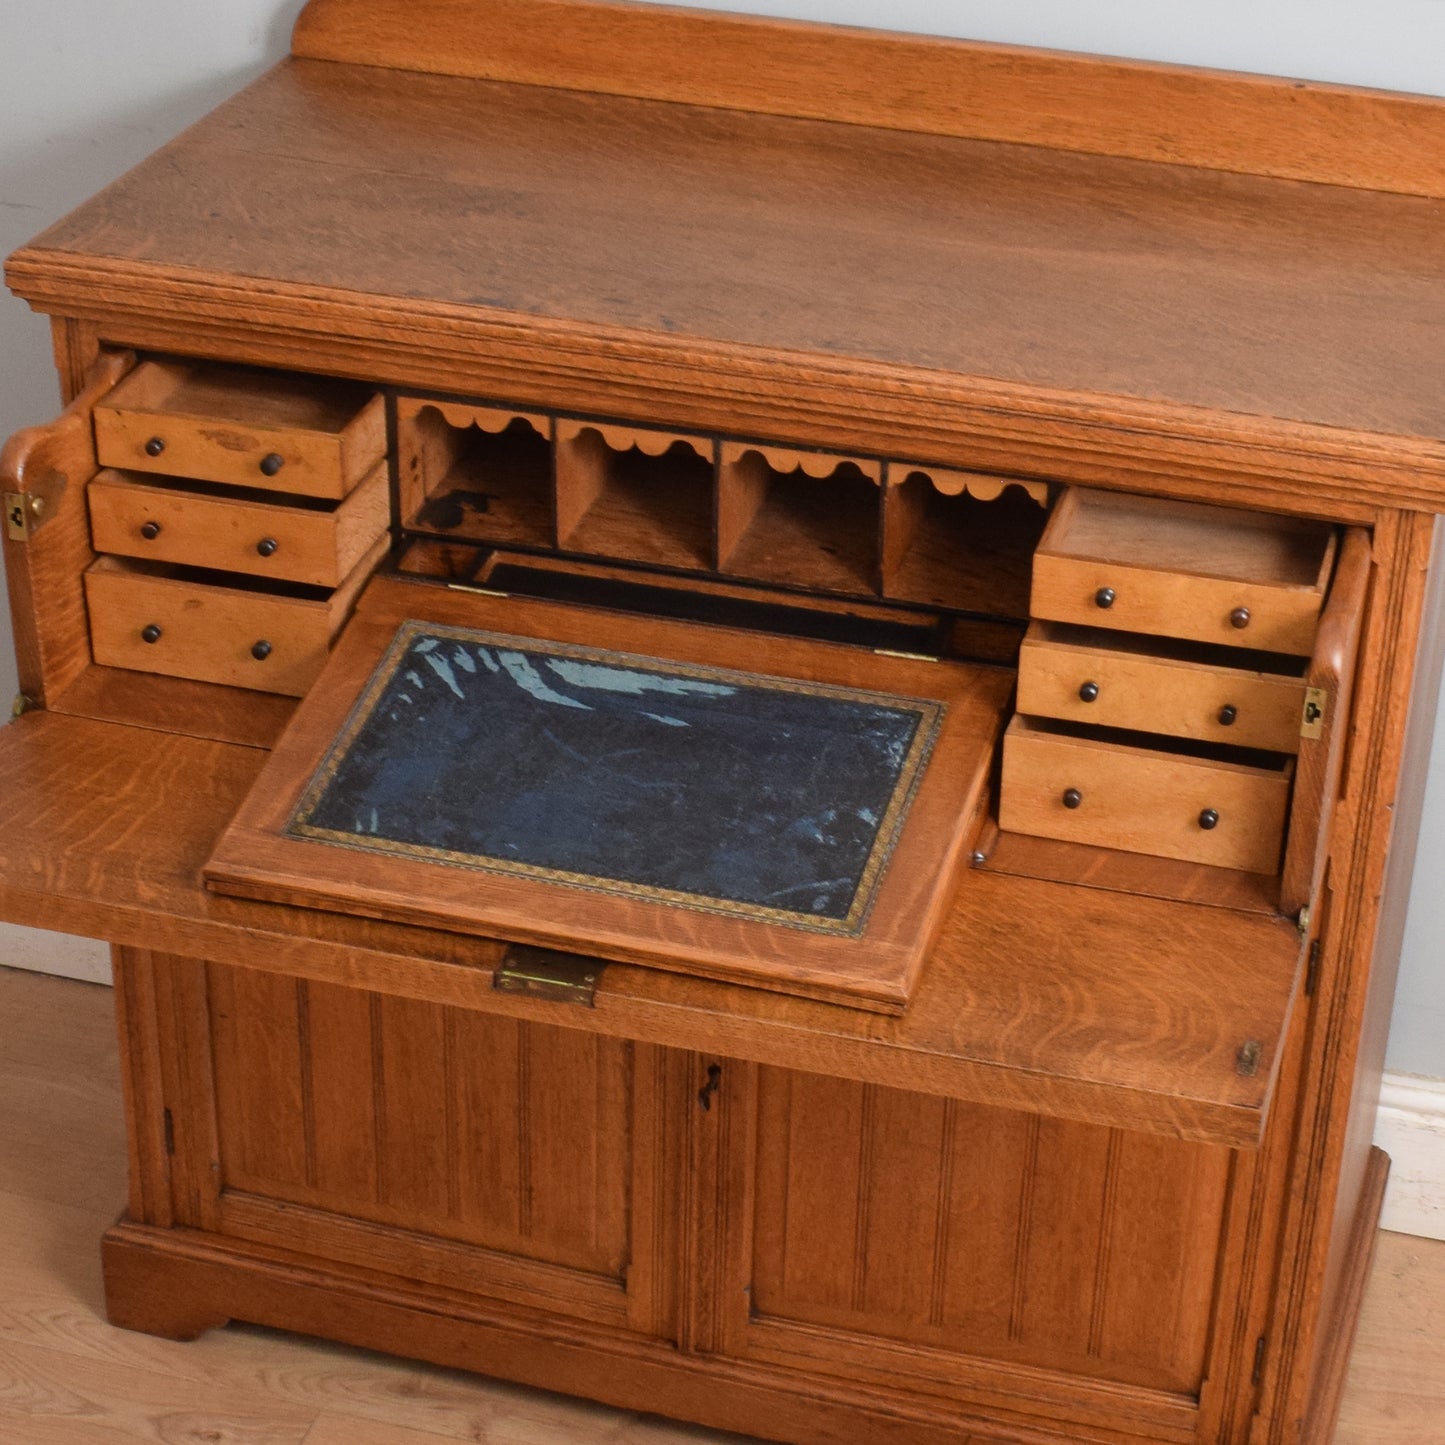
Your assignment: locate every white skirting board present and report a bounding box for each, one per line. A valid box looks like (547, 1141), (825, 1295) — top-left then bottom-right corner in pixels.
(2, 933), (1443, 1238)
(0, 923), (110, 985)
(1375, 1073), (1445, 1241)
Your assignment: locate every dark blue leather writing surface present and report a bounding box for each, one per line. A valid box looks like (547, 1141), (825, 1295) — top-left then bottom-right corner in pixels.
(288, 622), (944, 934)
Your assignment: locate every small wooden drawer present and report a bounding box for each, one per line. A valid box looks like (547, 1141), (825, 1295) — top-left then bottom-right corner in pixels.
(1017, 622), (1308, 754)
(999, 716), (1293, 873)
(84, 547), (381, 697)
(88, 462), (389, 589)
(94, 360), (385, 500)
(1031, 488), (1336, 654)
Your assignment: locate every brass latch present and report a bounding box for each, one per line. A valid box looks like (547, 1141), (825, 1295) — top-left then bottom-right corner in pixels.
(4, 491), (44, 542)
(494, 944), (604, 1006)
(1300, 687), (1327, 741)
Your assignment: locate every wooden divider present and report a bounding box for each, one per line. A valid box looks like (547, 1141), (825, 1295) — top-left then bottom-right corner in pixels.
(397, 396), (1053, 613)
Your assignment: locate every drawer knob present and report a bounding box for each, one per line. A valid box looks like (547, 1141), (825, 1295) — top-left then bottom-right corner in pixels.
(139, 520), (162, 540)
(140, 623), (162, 644)
(1062, 788), (1083, 809)
(1230, 606), (1251, 630)
(259, 453), (285, 477)
(144, 437), (166, 457)
(1198, 808), (1220, 830)
(255, 537), (279, 558)
(1094, 586), (1116, 609)
(1078, 680), (1100, 703)
(1218, 704), (1238, 726)
(251, 640), (273, 661)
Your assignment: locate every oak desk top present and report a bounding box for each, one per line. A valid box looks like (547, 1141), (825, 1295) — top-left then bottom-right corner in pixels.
(9, 45), (1445, 517)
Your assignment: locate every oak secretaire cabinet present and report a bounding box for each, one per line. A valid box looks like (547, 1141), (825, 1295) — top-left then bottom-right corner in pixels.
(3, 3), (1444, 1443)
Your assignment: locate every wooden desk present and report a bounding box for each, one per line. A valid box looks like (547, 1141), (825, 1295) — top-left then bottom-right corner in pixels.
(3, 4), (1443, 1442)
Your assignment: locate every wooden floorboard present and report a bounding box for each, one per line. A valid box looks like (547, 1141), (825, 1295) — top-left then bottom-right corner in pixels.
(0, 962), (1440, 1445)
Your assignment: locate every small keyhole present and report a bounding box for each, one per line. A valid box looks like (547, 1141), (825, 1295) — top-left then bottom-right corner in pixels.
(697, 1063), (723, 1112)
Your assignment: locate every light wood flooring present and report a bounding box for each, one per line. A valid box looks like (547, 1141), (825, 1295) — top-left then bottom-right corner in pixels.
(1, 964), (1441, 1444)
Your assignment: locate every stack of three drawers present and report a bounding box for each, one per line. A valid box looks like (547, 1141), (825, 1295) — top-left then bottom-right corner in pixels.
(1001, 487), (1338, 876)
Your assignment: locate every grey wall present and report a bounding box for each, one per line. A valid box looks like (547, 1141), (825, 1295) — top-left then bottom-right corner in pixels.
(1, 1), (1442, 1074)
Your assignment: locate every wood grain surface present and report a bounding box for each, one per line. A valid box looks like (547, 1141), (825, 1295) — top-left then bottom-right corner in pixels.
(0, 350), (133, 704)
(0, 705), (1299, 1146)
(9, 60), (1445, 520)
(292, 0), (1445, 198)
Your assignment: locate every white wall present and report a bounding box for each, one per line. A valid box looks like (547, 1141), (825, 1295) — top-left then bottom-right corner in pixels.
(1, 0), (1443, 1076)
(0, 0), (307, 982)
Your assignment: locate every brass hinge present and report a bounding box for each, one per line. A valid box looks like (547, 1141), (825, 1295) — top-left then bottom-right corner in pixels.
(4, 490), (44, 542)
(1300, 686), (1327, 741)
(1251, 1334), (1268, 1386)
(11, 693), (37, 720)
(494, 944), (603, 1006)
(1304, 938), (1323, 997)
(873, 648), (938, 663)
(1236, 1040), (1263, 1077)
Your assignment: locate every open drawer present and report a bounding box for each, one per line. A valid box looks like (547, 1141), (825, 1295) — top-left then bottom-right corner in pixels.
(93, 359), (385, 500)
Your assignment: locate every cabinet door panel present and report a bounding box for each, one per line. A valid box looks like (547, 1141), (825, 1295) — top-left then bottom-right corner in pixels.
(1, 348), (132, 704)
(205, 962), (667, 1334)
(739, 1065), (1234, 1434)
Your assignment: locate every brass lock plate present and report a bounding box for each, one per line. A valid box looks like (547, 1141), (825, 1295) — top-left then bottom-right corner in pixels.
(4, 492), (32, 542)
(494, 944), (604, 1006)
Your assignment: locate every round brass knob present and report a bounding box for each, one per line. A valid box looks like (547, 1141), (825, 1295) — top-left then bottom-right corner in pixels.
(1062, 788), (1083, 809)
(1198, 808), (1220, 830)
(1218, 704), (1238, 726)
(259, 453), (285, 477)
(139, 520), (162, 540)
(1095, 587), (1116, 609)
(255, 537), (279, 557)
(1078, 680), (1100, 703)
(144, 437), (165, 457)
(251, 640), (273, 661)
(1230, 607), (1251, 630)
(140, 623), (162, 644)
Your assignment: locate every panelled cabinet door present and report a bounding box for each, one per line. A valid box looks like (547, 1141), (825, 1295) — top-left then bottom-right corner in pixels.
(703, 1063), (1250, 1444)
(137, 952), (681, 1342)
